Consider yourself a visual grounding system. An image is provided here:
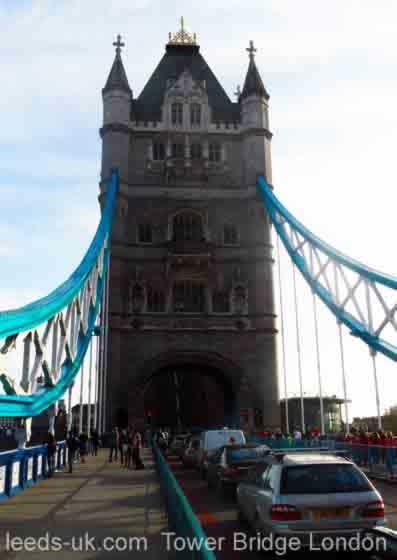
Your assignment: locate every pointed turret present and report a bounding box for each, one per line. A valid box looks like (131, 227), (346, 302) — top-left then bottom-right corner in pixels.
(101, 35), (131, 183)
(241, 41), (269, 100)
(241, 41), (272, 186)
(103, 39), (131, 94)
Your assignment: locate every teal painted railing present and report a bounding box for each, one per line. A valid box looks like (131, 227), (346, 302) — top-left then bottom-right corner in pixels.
(152, 442), (217, 560)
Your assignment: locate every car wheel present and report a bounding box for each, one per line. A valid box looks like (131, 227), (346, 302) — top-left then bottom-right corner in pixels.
(216, 478), (226, 499)
(237, 508), (247, 527)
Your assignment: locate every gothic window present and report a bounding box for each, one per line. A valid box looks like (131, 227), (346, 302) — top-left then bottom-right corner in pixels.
(171, 102), (183, 125)
(173, 212), (203, 241)
(212, 291), (230, 313)
(190, 143), (202, 159)
(209, 142), (221, 162)
(173, 280), (205, 313)
(137, 223), (152, 244)
(223, 224), (239, 246)
(147, 287), (165, 312)
(153, 142), (165, 161)
(172, 142), (184, 158)
(190, 103), (201, 125)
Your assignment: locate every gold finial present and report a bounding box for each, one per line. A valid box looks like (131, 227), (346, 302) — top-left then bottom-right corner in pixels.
(246, 40), (257, 60)
(168, 17), (197, 46)
(113, 34), (125, 55)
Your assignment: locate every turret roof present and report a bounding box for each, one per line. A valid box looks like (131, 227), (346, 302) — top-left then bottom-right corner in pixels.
(132, 43), (240, 122)
(241, 43), (269, 100)
(103, 52), (131, 94)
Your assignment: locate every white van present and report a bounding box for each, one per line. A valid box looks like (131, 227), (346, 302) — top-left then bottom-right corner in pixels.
(196, 429), (246, 477)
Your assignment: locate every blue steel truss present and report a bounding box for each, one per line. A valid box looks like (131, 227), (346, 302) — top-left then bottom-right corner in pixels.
(258, 175), (397, 361)
(0, 170), (119, 416)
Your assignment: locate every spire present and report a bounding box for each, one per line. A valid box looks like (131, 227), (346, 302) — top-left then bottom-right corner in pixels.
(168, 16), (197, 46)
(241, 40), (269, 100)
(103, 34), (131, 94)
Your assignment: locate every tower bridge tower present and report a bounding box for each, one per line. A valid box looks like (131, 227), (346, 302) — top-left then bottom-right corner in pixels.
(99, 22), (279, 431)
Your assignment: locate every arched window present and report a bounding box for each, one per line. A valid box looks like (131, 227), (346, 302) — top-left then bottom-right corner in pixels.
(212, 291), (230, 313)
(171, 102), (183, 125)
(190, 143), (202, 159)
(147, 287), (165, 312)
(138, 223), (152, 244)
(173, 212), (203, 241)
(172, 142), (184, 158)
(223, 224), (239, 246)
(190, 103), (201, 125)
(173, 280), (205, 313)
(209, 142), (221, 162)
(153, 142), (165, 161)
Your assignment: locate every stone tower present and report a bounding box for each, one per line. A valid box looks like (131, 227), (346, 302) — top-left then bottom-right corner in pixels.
(99, 23), (279, 432)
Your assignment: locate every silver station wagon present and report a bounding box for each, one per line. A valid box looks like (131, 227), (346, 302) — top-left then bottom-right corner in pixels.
(237, 453), (385, 546)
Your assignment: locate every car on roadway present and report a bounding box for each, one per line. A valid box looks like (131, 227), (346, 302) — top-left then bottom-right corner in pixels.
(206, 443), (271, 498)
(169, 433), (190, 459)
(196, 428), (246, 478)
(181, 435), (201, 467)
(237, 453), (386, 547)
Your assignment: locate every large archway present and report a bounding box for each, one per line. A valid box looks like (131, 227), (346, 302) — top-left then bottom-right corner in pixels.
(143, 364), (236, 430)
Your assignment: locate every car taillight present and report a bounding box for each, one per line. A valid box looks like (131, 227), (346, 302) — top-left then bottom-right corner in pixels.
(223, 467), (239, 477)
(361, 500), (385, 518)
(271, 504), (302, 521)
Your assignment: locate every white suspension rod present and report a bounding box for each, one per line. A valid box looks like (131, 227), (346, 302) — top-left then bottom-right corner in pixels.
(93, 330), (99, 431)
(67, 383), (73, 432)
(87, 336), (94, 438)
(312, 293), (325, 435)
(276, 235), (289, 434)
(292, 263), (305, 433)
(78, 358), (85, 434)
(370, 350), (382, 430)
(337, 321), (350, 434)
(102, 248), (111, 433)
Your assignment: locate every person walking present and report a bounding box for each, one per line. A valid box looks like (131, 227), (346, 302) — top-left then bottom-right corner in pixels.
(109, 427), (118, 462)
(66, 431), (78, 473)
(118, 429), (127, 466)
(79, 432), (88, 464)
(126, 428), (134, 469)
(132, 431), (144, 470)
(91, 429), (99, 456)
(46, 432), (57, 477)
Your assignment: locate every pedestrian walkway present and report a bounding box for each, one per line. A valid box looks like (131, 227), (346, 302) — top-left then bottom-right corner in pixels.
(0, 449), (168, 558)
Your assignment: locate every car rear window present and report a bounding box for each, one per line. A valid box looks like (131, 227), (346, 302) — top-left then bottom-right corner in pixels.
(227, 446), (270, 462)
(206, 431), (245, 449)
(280, 464), (372, 494)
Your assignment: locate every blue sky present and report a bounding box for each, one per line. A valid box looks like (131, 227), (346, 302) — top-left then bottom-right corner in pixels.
(2, 0), (397, 421)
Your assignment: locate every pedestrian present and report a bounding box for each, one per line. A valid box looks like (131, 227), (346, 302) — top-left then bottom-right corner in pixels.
(46, 432), (57, 477)
(91, 429), (99, 456)
(119, 429), (127, 466)
(126, 428), (134, 469)
(79, 432), (88, 464)
(109, 427), (118, 462)
(66, 431), (78, 473)
(132, 431), (144, 469)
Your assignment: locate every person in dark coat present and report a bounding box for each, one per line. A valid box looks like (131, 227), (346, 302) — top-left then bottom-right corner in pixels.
(46, 432), (57, 477)
(91, 429), (99, 456)
(66, 431), (78, 473)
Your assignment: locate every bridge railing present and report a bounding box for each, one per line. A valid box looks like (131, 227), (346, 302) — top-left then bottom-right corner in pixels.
(0, 441), (66, 501)
(152, 441), (216, 560)
(248, 436), (397, 476)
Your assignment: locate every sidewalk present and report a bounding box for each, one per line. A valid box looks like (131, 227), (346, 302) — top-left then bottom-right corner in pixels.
(0, 448), (169, 558)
